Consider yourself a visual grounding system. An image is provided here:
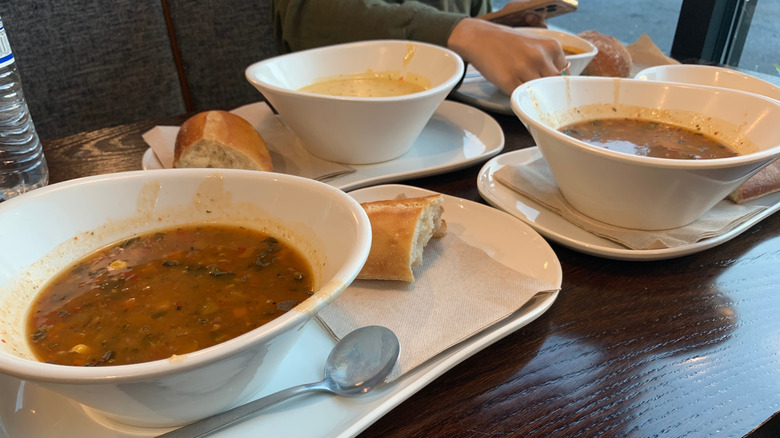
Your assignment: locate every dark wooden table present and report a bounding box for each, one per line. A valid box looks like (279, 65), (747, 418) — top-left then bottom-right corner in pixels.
(41, 105), (780, 438)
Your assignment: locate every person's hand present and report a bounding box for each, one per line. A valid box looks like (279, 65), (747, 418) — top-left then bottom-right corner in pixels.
(447, 18), (567, 95)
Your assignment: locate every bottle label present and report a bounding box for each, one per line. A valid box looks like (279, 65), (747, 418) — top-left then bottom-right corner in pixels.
(0, 19), (15, 69)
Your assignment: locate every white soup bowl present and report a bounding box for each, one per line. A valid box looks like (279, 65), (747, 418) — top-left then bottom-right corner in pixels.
(519, 27), (598, 76)
(246, 40), (464, 164)
(636, 64), (780, 101)
(511, 76), (780, 230)
(0, 169), (371, 427)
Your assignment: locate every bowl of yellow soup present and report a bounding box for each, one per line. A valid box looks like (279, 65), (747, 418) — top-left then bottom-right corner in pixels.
(511, 76), (780, 230)
(245, 40), (464, 164)
(0, 169), (372, 427)
(518, 27), (598, 76)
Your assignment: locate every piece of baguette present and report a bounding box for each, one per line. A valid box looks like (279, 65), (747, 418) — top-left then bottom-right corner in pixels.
(357, 194), (447, 282)
(728, 159), (780, 203)
(173, 110), (273, 171)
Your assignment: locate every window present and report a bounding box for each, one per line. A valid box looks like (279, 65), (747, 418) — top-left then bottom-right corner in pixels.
(735, 0), (778, 77)
(545, 0), (683, 57)
(492, 0), (779, 83)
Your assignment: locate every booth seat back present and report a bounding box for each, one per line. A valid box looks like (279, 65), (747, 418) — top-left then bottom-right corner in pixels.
(1, 0), (277, 140)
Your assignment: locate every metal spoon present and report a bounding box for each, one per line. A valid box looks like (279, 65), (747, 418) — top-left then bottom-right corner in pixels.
(157, 325), (400, 438)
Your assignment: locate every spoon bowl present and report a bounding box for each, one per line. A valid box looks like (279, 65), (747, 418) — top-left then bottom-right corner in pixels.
(158, 325), (400, 438)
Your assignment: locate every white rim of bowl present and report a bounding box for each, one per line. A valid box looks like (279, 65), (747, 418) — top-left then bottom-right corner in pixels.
(634, 64), (780, 102)
(0, 169), (372, 383)
(511, 76), (780, 169)
(245, 39), (465, 103)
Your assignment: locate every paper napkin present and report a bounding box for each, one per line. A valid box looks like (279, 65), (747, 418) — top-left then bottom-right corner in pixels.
(626, 33), (680, 77)
(493, 157), (768, 250)
(141, 102), (354, 182)
(317, 233), (558, 382)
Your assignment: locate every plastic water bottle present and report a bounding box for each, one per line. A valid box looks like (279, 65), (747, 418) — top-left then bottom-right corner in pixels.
(0, 16), (48, 201)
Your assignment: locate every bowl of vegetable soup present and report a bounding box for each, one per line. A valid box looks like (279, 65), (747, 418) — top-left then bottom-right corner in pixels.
(511, 75), (780, 230)
(0, 169), (371, 427)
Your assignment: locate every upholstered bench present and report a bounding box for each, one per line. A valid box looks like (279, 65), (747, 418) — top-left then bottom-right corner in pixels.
(2, 0), (277, 140)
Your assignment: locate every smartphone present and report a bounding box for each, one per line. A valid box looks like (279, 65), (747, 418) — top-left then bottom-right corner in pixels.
(480, 0), (578, 25)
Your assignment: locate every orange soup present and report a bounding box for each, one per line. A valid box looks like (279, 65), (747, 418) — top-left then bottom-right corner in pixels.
(559, 118), (738, 159)
(562, 45), (586, 55)
(27, 225), (313, 366)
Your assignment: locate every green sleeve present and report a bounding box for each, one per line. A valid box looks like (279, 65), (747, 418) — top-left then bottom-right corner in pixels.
(271, 0), (491, 54)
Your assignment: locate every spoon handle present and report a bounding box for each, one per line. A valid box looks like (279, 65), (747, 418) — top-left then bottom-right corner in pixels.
(156, 380), (331, 438)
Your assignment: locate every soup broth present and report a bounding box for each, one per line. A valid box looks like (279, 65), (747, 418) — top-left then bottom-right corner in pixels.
(562, 45), (586, 55)
(300, 72), (428, 97)
(559, 118), (739, 159)
(27, 225), (313, 366)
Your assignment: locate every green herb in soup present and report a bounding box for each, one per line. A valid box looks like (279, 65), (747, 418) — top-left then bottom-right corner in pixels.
(559, 118), (738, 159)
(27, 225), (313, 366)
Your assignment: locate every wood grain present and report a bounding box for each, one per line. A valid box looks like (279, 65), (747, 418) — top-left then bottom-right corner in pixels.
(40, 106), (780, 438)
(42, 115), (188, 183)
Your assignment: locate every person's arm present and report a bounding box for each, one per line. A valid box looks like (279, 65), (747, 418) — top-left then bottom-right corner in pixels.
(271, 0), (482, 54)
(271, 0), (566, 95)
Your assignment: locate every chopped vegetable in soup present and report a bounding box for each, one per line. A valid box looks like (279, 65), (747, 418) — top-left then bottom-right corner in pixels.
(559, 118), (739, 159)
(27, 225), (313, 366)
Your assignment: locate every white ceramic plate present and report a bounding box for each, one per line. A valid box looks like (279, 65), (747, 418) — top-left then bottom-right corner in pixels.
(0, 184), (561, 438)
(477, 147), (780, 261)
(452, 63), (515, 115)
(142, 101), (504, 192)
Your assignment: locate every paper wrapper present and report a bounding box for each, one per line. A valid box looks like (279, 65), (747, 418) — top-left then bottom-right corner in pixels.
(626, 33), (680, 77)
(317, 233), (558, 382)
(493, 157), (767, 250)
(141, 102), (354, 182)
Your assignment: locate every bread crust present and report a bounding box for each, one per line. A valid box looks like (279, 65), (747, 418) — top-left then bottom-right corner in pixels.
(173, 110), (273, 171)
(729, 159), (780, 203)
(357, 195), (446, 282)
(578, 30), (633, 78)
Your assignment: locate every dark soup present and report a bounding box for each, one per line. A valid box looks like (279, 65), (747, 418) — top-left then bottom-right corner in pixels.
(559, 118), (739, 159)
(27, 224), (313, 366)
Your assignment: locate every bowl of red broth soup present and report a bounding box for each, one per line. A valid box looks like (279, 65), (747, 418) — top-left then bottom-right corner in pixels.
(511, 76), (780, 230)
(246, 40), (464, 164)
(0, 169), (372, 427)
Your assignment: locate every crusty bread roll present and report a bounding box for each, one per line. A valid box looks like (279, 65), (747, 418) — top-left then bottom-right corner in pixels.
(728, 159), (780, 203)
(578, 30), (633, 78)
(357, 194), (447, 282)
(174, 110), (273, 171)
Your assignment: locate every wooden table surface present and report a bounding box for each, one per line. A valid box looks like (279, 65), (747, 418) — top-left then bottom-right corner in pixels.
(40, 104), (780, 438)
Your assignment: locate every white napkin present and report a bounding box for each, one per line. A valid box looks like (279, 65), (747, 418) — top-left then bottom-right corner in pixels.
(141, 102), (355, 181)
(317, 233), (558, 382)
(493, 157), (768, 250)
